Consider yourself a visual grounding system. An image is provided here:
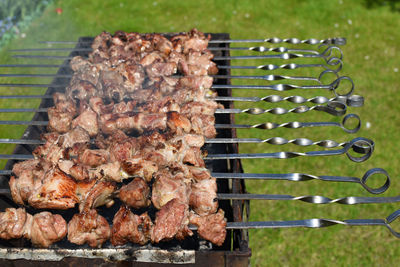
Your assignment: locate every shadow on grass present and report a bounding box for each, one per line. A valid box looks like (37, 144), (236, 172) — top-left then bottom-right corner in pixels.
(364, 0), (400, 12)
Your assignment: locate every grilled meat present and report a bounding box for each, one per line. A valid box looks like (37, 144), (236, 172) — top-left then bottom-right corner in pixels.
(119, 178), (151, 209)
(190, 177), (218, 216)
(30, 212), (67, 248)
(189, 209), (227, 246)
(67, 209), (111, 248)
(151, 198), (192, 243)
(0, 208), (67, 248)
(111, 205), (152, 246)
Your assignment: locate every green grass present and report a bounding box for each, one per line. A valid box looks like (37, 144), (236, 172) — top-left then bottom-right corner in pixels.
(1, 0), (400, 266)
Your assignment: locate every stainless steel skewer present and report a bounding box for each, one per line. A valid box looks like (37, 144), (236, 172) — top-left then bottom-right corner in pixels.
(0, 103), (347, 116)
(218, 193), (400, 205)
(0, 135), (367, 152)
(213, 168), (390, 194)
(215, 113), (361, 133)
(0, 168), (389, 194)
(219, 209), (400, 239)
(205, 137), (374, 163)
(0, 137), (374, 162)
(0, 61), (343, 72)
(38, 37), (347, 45)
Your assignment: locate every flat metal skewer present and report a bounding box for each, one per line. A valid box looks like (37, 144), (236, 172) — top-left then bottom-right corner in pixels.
(221, 209), (400, 239)
(0, 168), (390, 194)
(0, 137), (374, 162)
(215, 113), (361, 133)
(38, 37), (347, 45)
(0, 102), (347, 117)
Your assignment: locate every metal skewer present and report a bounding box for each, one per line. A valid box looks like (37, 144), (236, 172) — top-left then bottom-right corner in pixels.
(0, 137), (374, 162)
(221, 209), (400, 239)
(38, 37), (347, 45)
(0, 135), (367, 152)
(0, 168), (389, 194)
(0, 102), (347, 117)
(215, 113), (361, 133)
(213, 168), (389, 194)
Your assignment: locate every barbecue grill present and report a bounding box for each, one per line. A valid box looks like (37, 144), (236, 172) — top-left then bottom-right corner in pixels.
(0, 31), (397, 266)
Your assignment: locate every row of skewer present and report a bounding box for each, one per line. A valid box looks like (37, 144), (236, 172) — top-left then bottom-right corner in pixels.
(0, 36), (398, 238)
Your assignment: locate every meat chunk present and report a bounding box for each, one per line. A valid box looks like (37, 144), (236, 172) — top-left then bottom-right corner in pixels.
(190, 177), (218, 216)
(78, 180), (116, 212)
(119, 178), (151, 209)
(111, 206), (152, 246)
(0, 208), (31, 240)
(27, 167), (78, 210)
(151, 171), (191, 209)
(72, 102), (99, 137)
(77, 149), (110, 167)
(30, 212), (67, 248)
(189, 209), (226, 246)
(151, 198), (192, 243)
(67, 209), (111, 248)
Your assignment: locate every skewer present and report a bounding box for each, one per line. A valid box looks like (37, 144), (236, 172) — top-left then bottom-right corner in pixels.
(0, 61), (343, 72)
(9, 46), (334, 55)
(38, 37), (347, 45)
(0, 113), (359, 132)
(215, 113), (361, 133)
(0, 102), (347, 116)
(222, 208), (400, 239)
(0, 168), (389, 194)
(0, 135), (367, 152)
(0, 137), (374, 163)
(213, 168), (389, 194)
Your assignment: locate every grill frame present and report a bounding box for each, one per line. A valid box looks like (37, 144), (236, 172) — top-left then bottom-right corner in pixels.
(0, 33), (251, 265)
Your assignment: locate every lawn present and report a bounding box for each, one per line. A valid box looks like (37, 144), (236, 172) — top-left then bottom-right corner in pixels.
(0, 0), (399, 266)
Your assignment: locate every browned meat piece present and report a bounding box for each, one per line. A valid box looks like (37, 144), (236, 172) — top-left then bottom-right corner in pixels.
(189, 209), (226, 246)
(100, 112), (167, 135)
(89, 161), (125, 182)
(190, 178), (218, 216)
(121, 156), (158, 182)
(60, 126), (90, 148)
(140, 51), (165, 66)
(58, 160), (89, 181)
(181, 100), (218, 116)
(47, 106), (74, 133)
(171, 28), (210, 54)
(119, 178), (151, 209)
(78, 180), (116, 212)
(67, 209), (111, 248)
(72, 102), (99, 137)
(70, 56), (91, 72)
(159, 76), (179, 94)
(166, 111), (191, 135)
(52, 92), (77, 115)
(116, 63), (145, 92)
(111, 206), (152, 246)
(9, 160), (49, 205)
(176, 75), (213, 90)
(77, 149), (110, 167)
(145, 62), (177, 79)
(100, 69), (125, 101)
(66, 79), (99, 101)
(30, 212), (67, 248)
(89, 97), (114, 115)
(0, 208), (31, 240)
(190, 114), (217, 138)
(187, 166), (212, 181)
(152, 34), (173, 55)
(151, 171), (191, 209)
(28, 167), (78, 210)
(151, 198), (192, 243)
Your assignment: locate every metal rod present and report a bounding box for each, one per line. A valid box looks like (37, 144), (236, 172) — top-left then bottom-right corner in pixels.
(213, 76), (355, 98)
(215, 113), (361, 134)
(221, 208), (400, 240)
(0, 102), (347, 116)
(205, 137), (374, 163)
(0, 137), (374, 162)
(39, 37), (347, 45)
(213, 168), (389, 194)
(0, 120), (48, 125)
(0, 168), (390, 195)
(0, 83), (68, 88)
(218, 193), (400, 205)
